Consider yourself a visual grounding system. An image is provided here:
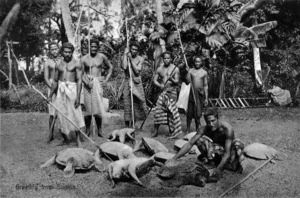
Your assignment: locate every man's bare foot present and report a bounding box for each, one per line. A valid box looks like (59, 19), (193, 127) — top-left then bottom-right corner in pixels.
(46, 137), (53, 144)
(77, 141), (83, 148)
(53, 139), (66, 146)
(97, 132), (104, 138)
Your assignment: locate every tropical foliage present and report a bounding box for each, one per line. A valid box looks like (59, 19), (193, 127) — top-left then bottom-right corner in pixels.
(1, 0), (300, 111)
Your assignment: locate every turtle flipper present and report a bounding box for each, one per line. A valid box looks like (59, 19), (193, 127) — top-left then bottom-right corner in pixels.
(107, 164), (115, 188)
(128, 164), (145, 187)
(41, 155), (56, 168)
(94, 149), (105, 172)
(127, 132), (135, 141)
(133, 140), (143, 152)
(63, 157), (75, 178)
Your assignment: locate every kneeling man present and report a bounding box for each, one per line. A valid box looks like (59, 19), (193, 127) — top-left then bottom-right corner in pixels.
(173, 108), (244, 182)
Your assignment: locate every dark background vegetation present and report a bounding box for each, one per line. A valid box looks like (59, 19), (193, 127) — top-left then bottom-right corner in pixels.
(0, 0), (299, 112)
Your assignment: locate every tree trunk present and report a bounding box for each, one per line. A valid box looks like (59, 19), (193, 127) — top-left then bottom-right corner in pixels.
(6, 42), (12, 90)
(61, 0), (74, 43)
(154, 0), (165, 69)
(14, 59), (19, 86)
(253, 47), (262, 87)
(154, 0), (163, 24)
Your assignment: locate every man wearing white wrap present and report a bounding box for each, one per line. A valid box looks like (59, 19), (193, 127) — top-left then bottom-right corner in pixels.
(81, 38), (113, 137)
(49, 42), (85, 147)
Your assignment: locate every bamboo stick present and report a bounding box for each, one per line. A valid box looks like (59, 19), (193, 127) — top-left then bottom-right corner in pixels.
(32, 85), (97, 146)
(219, 155), (276, 197)
(125, 17), (135, 127)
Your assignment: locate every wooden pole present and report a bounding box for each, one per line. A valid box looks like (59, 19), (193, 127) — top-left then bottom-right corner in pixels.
(175, 18), (198, 121)
(6, 41), (12, 90)
(86, 0), (96, 137)
(219, 156), (276, 197)
(125, 17), (135, 127)
(32, 86), (98, 146)
(10, 43), (31, 87)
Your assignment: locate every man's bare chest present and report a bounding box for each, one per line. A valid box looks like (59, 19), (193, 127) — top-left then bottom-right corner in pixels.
(84, 57), (104, 68)
(190, 69), (205, 79)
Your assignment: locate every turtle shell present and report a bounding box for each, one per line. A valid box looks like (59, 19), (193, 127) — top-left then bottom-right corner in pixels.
(174, 139), (200, 155)
(154, 152), (175, 163)
(99, 142), (133, 158)
(56, 148), (95, 170)
(183, 132), (197, 141)
(142, 137), (168, 155)
(244, 142), (277, 160)
(157, 160), (210, 187)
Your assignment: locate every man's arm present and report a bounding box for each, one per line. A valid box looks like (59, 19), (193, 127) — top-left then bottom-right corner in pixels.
(128, 56), (144, 76)
(173, 127), (205, 160)
(185, 69), (191, 85)
(215, 122), (234, 172)
(43, 60), (51, 88)
(203, 71), (208, 105)
(168, 67), (180, 85)
(122, 48), (129, 70)
(102, 54), (113, 81)
(49, 64), (59, 100)
(75, 62), (83, 108)
(153, 68), (163, 89)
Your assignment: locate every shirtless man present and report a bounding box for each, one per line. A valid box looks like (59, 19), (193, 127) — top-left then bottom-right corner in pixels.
(152, 51), (182, 138)
(122, 41), (147, 127)
(49, 42), (85, 147)
(172, 108), (244, 182)
(81, 38), (113, 137)
(185, 56), (208, 133)
(43, 41), (61, 143)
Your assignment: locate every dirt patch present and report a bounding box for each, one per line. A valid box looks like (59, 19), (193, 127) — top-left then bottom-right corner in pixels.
(1, 108), (300, 197)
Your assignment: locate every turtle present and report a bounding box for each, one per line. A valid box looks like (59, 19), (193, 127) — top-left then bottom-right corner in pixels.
(108, 128), (135, 144)
(244, 142), (277, 160)
(183, 132), (197, 141)
(40, 148), (104, 178)
(157, 159), (210, 188)
(174, 139), (201, 155)
(133, 137), (168, 155)
(99, 142), (136, 160)
(107, 157), (157, 187)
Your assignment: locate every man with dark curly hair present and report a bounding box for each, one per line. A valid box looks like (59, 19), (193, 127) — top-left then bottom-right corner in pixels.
(49, 42), (85, 147)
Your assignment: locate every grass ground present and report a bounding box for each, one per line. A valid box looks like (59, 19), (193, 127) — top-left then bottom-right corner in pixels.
(0, 107), (299, 197)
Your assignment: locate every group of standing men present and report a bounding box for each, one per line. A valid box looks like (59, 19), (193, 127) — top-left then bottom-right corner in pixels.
(44, 39), (210, 146)
(44, 39), (244, 181)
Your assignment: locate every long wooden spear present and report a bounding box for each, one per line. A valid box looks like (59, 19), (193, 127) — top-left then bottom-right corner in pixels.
(32, 86), (97, 146)
(125, 17), (135, 127)
(86, 0), (96, 137)
(219, 155), (276, 197)
(175, 15), (199, 120)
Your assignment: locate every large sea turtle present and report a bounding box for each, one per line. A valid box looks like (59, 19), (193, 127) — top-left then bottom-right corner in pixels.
(157, 159), (210, 188)
(133, 137), (168, 155)
(40, 148), (104, 177)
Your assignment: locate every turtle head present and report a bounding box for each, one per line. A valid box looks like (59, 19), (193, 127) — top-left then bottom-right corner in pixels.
(63, 157), (76, 178)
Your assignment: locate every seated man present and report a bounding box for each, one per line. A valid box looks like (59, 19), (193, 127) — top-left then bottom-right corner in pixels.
(172, 108), (244, 182)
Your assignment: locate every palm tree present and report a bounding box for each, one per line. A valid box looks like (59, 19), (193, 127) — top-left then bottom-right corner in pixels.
(101, 18), (114, 39)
